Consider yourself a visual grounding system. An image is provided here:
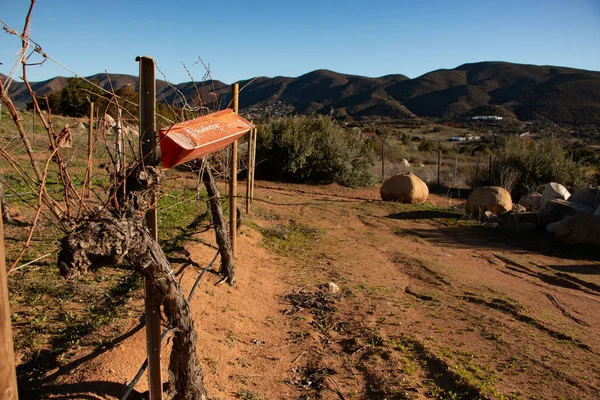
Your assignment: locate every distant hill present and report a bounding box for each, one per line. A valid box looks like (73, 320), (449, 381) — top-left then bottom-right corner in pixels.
(3, 61), (600, 124)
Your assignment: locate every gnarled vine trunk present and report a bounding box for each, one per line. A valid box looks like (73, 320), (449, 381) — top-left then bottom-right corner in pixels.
(0, 178), (12, 224)
(57, 167), (206, 400)
(202, 164), (236, 286)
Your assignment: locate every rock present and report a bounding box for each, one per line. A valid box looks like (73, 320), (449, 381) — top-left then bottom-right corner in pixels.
(513, 211), (538, 225)
(595, 207), (600, 217)
(484, 210), (498, 220)
(512, 204), (526, 213)
(326, 282), (340, 294)
(400, 159), (410, 167)
(516, 222), (537, 232)
(568, 187), (600, 209)
(537, 199), (594, 228)
(546, 222), (558, 233)
(542, 182), (570, 204)
(518, 192), (543, 211)
(553, 215), (600, 246)
(465, 186), (512, 216)
(124, 125), (139, 137)
(482, 222), (498, 229)
(380, 173), (429, 204)
(101, 114), (116, 129)
(75, 122), (87, 130)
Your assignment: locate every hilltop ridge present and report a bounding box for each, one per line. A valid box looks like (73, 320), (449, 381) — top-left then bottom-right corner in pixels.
(3, 61), (600, 124)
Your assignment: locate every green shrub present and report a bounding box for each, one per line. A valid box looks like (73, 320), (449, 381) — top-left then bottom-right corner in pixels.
(492, 136), (586, 198)
(257, 115), (376, 187)
(418, 138), (436, 152)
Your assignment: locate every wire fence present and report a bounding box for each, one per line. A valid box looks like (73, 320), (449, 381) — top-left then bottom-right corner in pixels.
(380, 152), (494, 196)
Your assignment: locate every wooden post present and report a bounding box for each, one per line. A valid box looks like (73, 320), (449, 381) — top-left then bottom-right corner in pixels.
(87, 102), (94, 199)
(475, 159), (479, 188)
(115, 107), (123, 177)
(137, 55), (162, 400)
(380, 139), (385, 182)
(0, 217), (19, 399)
(95, 106), (100, 140)
(250, 128), (257, 206)
(245, 122), (253, 214)
(488, 154), (492, 184)
(230, 84), (239, 256)
(437, 141), (441, 187)
(454, 157), (458, 180)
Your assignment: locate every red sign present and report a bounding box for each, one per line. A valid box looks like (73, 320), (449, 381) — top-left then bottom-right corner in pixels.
(159, 109), (254, 169)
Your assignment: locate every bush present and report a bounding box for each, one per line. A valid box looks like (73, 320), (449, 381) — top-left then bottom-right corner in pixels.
(418, 138), (436, 152)
(257, 115), (376, 187)
(491, 136), (586, 198)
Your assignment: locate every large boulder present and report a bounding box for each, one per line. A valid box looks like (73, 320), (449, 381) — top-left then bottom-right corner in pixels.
(568, 187), (600, 209)
(553, 215), (600, 246)
(537, 199), (594, 228)
(100, 114), (116, 129)
(380, 172), (429, 204)
(542, 182), (570, 204)
(465, 186), (512, 215)
(518, 192), (543, 211)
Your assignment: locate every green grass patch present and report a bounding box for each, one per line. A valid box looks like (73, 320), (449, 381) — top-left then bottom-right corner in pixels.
(157, 187), (208, 254)
(260, 221), (322, 257)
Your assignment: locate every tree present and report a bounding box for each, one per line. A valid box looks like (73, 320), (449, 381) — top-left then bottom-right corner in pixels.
(27, 78), (106, 117)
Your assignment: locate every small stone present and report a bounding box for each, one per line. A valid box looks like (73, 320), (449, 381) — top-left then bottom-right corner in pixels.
(519, 192), (543, 211)
(482, 222), (498, 229)
(542, 182), (570, 204)
(512, 204), (526, 213)
(546, 222), (558, 233)
(516, 222), (537, 232)
(484, 210), (497, 219)
(327, 282), (340, 294)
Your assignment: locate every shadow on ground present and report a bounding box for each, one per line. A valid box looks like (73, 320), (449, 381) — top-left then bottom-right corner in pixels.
(387, 210), (463, 220)
(19, 381), (143, 400)
(18, 320), (145, 398)
(385, 211), (600, 264)
(429, 184), (474, 199)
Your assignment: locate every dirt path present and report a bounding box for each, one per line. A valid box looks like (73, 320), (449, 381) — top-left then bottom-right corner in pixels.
(45, 181), (600, 399)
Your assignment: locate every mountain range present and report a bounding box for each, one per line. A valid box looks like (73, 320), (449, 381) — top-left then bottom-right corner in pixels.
(3, 61), (600, 125)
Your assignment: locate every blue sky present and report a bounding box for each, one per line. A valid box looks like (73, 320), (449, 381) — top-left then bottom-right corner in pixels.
(1, 0), (599, 85)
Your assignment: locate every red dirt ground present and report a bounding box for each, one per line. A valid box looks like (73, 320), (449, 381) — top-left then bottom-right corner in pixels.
(23, 181), (600, 399)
